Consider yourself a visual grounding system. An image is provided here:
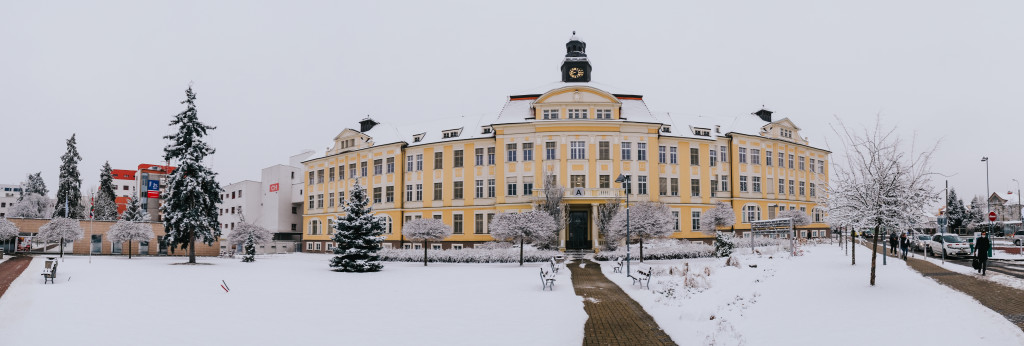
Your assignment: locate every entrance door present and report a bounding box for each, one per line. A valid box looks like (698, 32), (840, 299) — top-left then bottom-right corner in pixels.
(91, 235), (102, 254)
(567, 211), (591, 250)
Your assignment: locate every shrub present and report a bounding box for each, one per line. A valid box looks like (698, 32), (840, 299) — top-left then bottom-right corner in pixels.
(379, 247), (561, 263)
(594, 239), (714, 261)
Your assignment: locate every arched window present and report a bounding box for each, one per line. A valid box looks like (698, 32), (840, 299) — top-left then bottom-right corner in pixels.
(742, 204), (761, 223)
(380, 215), (393, 234)
(327, 218), (335, 235)
(309, 220), (321, 235)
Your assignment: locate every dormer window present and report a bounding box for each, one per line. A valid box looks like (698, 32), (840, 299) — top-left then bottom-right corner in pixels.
(596, 109), (612, 119)
(661, 126), (671, 133)
(339, 138), (356, 149)
(441, 128), (462, 139)
(413, 133), (425, 143)
(715, 125), (721, 134)
(781, 129), (793, 139)
(567, 109), (588, 119)
(482, 127), (493, 134)
(542, 109), (559, 120)
(692, 127), (711, 136)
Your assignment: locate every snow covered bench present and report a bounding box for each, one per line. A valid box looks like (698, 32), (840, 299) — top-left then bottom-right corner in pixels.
(41, 259), (58, 284)
(631, 268), (651, 289)
(549, 257), (560, 274)
(540, 268), (556, 291)
(612, 257), (623, 273)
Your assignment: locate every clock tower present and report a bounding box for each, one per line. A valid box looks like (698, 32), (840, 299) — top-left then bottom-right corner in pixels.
(560, 32), (592, 83)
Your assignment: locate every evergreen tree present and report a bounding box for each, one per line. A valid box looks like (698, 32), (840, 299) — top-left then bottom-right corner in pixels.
(227, 220), (272, 263)
(53, 134), (85, 219)
(160, 85), (223, 264)
(330, 183), (386, 272)
(714, 232), (734, 257)
(93, 161), (119, 221)
(122, 195), (149, 222)
(945, 188), (967, 232)
(19, 172), (48, 201)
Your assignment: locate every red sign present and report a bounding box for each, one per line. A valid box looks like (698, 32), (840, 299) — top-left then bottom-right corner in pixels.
(989, 212), (997, 222)
(147, 190), (160, 198)
(269, 183), (280, 192)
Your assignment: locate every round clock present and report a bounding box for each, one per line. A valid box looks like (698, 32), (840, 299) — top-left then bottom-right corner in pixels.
(569, 67), (584, 79)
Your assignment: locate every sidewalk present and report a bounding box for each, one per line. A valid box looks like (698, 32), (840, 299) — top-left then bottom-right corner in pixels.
(0, 256), (33, 299)
(566, 259), (676, 346)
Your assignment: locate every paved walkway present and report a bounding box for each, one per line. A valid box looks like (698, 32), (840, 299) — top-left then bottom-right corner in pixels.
(567, 259), (676, 346)
(0, 256), (33, 299)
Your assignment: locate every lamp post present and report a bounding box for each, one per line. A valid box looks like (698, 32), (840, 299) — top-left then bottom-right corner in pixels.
(1012, 179), (1022, 256)
(615, 174), (631, 275)
(982, 157), (990, 234)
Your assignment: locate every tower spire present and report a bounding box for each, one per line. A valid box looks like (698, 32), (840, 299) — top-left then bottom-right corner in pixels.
(561, 33), (591, 82)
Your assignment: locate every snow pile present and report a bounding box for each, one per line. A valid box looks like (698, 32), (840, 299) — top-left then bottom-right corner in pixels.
(594, 239), (713, 261)
(380, 248), (562, 263)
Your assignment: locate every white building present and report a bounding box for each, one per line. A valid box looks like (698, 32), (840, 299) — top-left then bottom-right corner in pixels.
(217, 151), (310, 254)
(0, 184), (22, 218)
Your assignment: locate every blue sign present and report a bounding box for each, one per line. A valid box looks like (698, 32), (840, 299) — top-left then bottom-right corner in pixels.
(148, 180), (160, 191)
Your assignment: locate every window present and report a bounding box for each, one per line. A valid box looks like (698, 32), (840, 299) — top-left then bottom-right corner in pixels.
(692, 210), (701, 231)
(522, 143), (533, 161)
(768, 205), (777, 219)
(339, 192), (345, 205)
(672, 211), (680, 230)
(434, 152), (443, 169)
(670, 178), (679, 196)
(507, 177), (518, 196)
(487, 179), (495, 198)
(433, 183), (443, 201)
(599, 141), (610, 160)
(454, 181), (463, 199)
(567, 108), (588, 119)
(691, 179), (700, 197)
(659, 178), (667, 196)
(360, 162), (368, 176)
(778, 152), (784, 167)
(475, 148), (484, 166)
(710, 149), (716, 167)
(317, 194), (323, 208)
(542, 109), (559, 120)
(309, 220), (321, 235)
(416, 154), (423, 171)
(599, 175), (610, 189)
(789, 180), (795, 195)
(570, 141), (585, 160)
(406, 155), (414, 172)
(778, 179), (785, 195)
(523, 177), (534, 196)
(415, 184), (423, 201)
(596, 109), (612, 119)
(386, 186), (394, 202)
(781, 128), (792, 138)
(317, 169), (324, 184)
(799, 181), (806, 196)
(751, 149), (760, 165)
(690, 148), (699, 165)
(621, 142), (632, 160)
(374, 159), (383, 175)
(306, 242), (314, 251)
(739, 148), (747, 164)
(740, 176), (748, 192)
(809, 183), (816, 197)
(545, 142), (556, 160)
(453, 214), (464, 234)
(753, 176), (761, 193)
(487, 147), (495, 165)
(766, 151), (773, 166)
(638, 176), (648, 195)
(329, 193), (335, 207)
(658, 146), (666, 163)
(406, 185), (414, 201)
(670, 147), (677, 164)
(308, 171), (314, 185)
(813, 208), (825, 223)
(387, 157), (395, 173)
(637, 143), (647, 161)
(475, 214), (485, 234)
(373, 187), (382, 203)
(624, 177), (632, 195)
(788, 154), (794, 169)
(720, 175), (728, 192)
(743, 205), (761, 223)
(475, 180), (484, 198)
(818, 160), (824, 173)
(292, 206), (297, 214)
(799, 156), (805, 170)
(720, 146), (728, 162)
(809, 158), (815, 173)
(329, 167), (336, 182)
(507, 143), (518, 162)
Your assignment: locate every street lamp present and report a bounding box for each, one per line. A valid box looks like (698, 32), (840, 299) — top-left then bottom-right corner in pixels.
(982, 157), (990, 234)
(615, 174), (631, 275)
(1012, 179), (1022, 256)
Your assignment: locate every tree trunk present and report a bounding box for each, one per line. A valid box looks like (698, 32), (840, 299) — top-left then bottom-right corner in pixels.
(60, 237), (65, 258)
(128, 240), (133, 259)
(870, 222), (880, 286)
(639, 238), (644, 263)
(188, 230), (196, 264)
(519, 238), (524, 266)
(423, 240), (428, 266)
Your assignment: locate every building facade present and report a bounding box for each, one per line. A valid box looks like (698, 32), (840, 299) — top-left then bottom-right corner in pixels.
(301, 35), (831, 252)
(111, 169), (138, 214)
(215, 152), (309, 254)
(0, 184), (22, 218)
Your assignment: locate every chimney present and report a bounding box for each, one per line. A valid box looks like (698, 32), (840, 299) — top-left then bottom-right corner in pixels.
(753, 109), (773, 122)
(359, 117), (378, 132)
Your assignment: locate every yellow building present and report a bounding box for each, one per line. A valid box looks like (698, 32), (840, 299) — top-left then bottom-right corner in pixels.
(301, 34), (830, 252)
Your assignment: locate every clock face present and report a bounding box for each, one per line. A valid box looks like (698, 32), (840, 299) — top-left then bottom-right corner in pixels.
(569, 67), (584, 79)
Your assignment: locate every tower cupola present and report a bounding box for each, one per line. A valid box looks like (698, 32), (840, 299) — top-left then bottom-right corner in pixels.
(560, 31), (592, 83)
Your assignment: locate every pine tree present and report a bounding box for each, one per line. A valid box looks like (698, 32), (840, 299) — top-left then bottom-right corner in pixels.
(122, 195), (149, 222)
(160, 85), (223, 264)
(19, 172), (48, 201)
(53, 134), (85, 219)
(227, 221), (272, 262)
(714, 232), (734, 257)
(945, 188), (967, 232)
(330, 183), (386, 272)
(93, 161), (119, 221)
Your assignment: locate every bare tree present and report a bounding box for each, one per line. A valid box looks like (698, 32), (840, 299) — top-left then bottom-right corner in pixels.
(827, 116), (939, 286)
(535, 173), (567, 249)
(596, 198), (621, 250)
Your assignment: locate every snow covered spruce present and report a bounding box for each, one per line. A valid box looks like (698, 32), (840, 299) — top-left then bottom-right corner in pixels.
(92, 161), (119, 221)
(106, 196), (154, 259)
(330, 183), (386, 272)
(401, 218), (453, 266)
(36, 217), (84, 258)
(9, 172), (53, 219)
(699, 202), (736, 257)
(160, 85), (224, 264)
(53, 134), (85, 219)
(489, 210), (558, 266)
(227, 221), (272, 263)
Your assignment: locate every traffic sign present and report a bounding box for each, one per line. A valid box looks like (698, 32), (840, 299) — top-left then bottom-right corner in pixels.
(989, 211), (997, 222)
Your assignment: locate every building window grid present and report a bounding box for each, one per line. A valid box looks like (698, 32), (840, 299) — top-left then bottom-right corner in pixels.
(598, 142), (610, 160)
(453, 151), (463, 168)
(487, 147), (495, 165)
(453, 214), (464, 234)
(637, 143), (647, 161)
(374, 159), (383, 175)
(799, 181), (806, 196)
(570, 141), (586, 160)
(739, 176), (748, 192)
(386, 186), (394, 202)
(690, 179), (700, 197)
(542, 109), (559, 120)
(766, 151), (773, 166)
(751, 149), (760, 165)
(475, 148), (484, 166)
(416, 154), (423, 171)
(522, 143), (533, 161)
(567, 108), (588, 119)
(670, 178), (679, 196)
(507, 143), (518, 162)
(670, 147), (677, 164)
(638, 176), (648, 195)
(386, 157), (395, 173)
(778, 152), (784, 167)
(434, 152), (443, 169)
(621, 142), (632, 160)
(753, 176), (761, 193)
(545, 142), (557, 160)
(658, 146), (666, 164)
(487, 179), (495, 198)
(415, 184), (423, 201)
(373, 188), (382, 204)
(690, 148), (699, 165)
(809, 158), (815, 173)
(453, 181), (464, 199)
(809, 183), (816, 197)
(596, 109), (612, 119)
(788, 154), (794, 169)
(692, 210), (701, 231)
(789, 180), (795, 195)
(475, 180), (484, 198)
(710, 149), (716, 167)
(799, 156), (805, 170)
(659, 178), (668, 196)
(328, 167), (335, 182)
(720, 146), (728, 162)
(360, 162), (367, 177)
(433, 183), (443, 201)
(739, 148), (747, 164)
(406, 156), (414, 172)
(672, 211), (680, 231)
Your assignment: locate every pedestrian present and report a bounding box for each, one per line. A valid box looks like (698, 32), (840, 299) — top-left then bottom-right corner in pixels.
(899, 232), (910, 260)
(976, 231), (991, 276)
(889, 232), (898, 255)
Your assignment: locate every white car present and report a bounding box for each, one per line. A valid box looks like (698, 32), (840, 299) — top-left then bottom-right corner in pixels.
(926, 234), (971, 257)
(1011, 230), (1024, 246)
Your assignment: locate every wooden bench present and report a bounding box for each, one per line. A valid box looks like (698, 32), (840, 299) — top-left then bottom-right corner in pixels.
(549, 257), (560, 274)
(612, 257), (624, 273)
(41, 260), (58, 284)
(631, 268), (651, 289)
(540, 268), (556, 291)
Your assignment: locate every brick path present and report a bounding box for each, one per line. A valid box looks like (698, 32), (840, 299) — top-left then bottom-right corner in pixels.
(905, 257), (1024, 328)
(567, 259), (676, 346)
(0, 256), (33, 299)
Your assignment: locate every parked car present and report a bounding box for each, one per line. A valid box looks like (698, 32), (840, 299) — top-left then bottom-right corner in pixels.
(1011, 230), (1024, 246)
(911, 234), (931, 251)
(926, 234), (971, 257)
(861, 230), (874, 239)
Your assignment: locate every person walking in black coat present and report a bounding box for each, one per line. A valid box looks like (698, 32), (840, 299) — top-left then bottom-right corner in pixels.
(899, 233), (910, 260)
(976, 231), (992, 275)
(889, 232), (898, 255)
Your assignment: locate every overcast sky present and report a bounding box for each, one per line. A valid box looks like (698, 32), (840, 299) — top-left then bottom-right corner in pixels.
(2, 1), (1022, 208)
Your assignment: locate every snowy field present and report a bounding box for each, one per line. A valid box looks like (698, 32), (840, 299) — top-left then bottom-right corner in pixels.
(0, 254), (586, 346)
(600, 243), (1024, 346)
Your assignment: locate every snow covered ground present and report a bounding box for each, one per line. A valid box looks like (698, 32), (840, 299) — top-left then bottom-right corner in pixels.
(600, 243), (1024, 346)
(0, 254), (585, 346)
